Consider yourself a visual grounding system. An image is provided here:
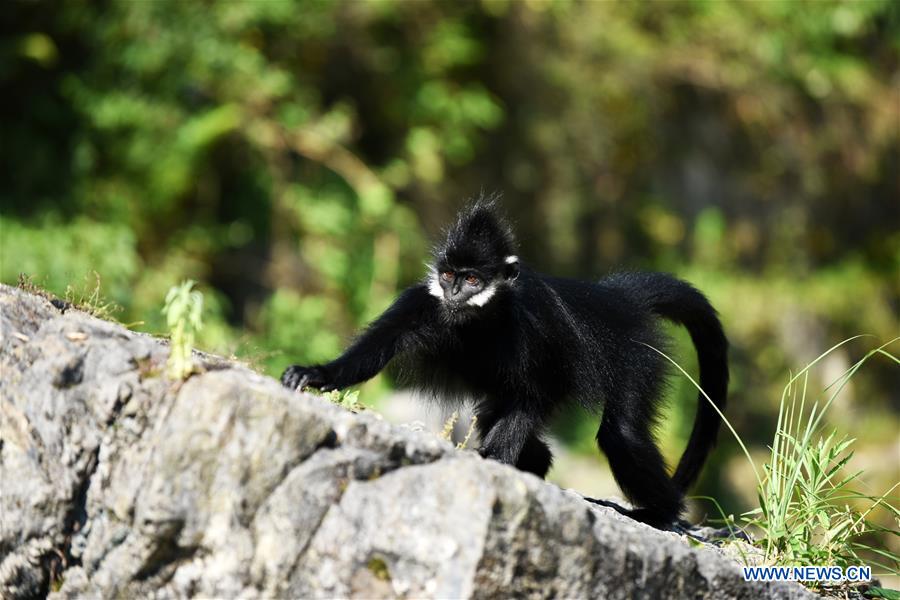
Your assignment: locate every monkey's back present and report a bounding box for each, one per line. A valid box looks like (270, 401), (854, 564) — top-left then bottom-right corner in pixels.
(391, 270), (670, 414)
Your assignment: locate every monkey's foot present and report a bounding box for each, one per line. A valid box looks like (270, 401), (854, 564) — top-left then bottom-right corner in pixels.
(673, 520), (752, 544)
(582, 496), (629, 514)
(582, 499), (672, 528)
(581, 496), (749, 542)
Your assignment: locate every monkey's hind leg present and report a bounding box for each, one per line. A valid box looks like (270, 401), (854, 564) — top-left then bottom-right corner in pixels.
(475, 407), (552, 478)
(515, 435), (553, 478)
(596, 406), (683, 528)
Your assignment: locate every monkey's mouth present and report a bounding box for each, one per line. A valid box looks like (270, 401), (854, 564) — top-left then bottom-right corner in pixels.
(443, 299), (478, 312)
(440, 302), (479, 323)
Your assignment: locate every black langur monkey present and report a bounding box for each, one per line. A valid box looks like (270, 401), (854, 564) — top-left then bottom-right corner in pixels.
(282, 198), (728, 527)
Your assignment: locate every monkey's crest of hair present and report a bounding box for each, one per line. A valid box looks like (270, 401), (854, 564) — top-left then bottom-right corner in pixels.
(436, 196), (517, 270)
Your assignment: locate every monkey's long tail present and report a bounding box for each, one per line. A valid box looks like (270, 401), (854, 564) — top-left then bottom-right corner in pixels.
(614, 272), (730, 493)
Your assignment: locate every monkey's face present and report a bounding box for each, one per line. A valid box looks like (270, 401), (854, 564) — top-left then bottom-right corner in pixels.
(428, 198), (519, 321)
(427, 255), (519, 321)
(434, 266), (493, 307)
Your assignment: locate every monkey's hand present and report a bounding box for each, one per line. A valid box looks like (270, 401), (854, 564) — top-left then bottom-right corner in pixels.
(280, 365), (333, 391)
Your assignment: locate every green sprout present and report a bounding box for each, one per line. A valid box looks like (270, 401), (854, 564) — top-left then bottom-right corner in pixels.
(162, 280), (204, 380)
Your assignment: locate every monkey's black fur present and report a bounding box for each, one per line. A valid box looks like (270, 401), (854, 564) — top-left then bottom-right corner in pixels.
(282, 199), (729, 527)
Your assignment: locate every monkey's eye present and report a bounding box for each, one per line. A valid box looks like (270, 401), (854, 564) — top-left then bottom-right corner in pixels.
(441, 271), (454, 281)
(465, 274), (480, 286)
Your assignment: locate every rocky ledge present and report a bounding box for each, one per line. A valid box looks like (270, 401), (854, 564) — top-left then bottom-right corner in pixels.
(0, 284), (813, 598)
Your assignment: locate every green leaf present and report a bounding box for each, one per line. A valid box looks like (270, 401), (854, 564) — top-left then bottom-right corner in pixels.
(866, 587), (900, 600)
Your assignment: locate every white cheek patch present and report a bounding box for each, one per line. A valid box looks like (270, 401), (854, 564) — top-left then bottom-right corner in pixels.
(466, 282), (498, 307)
(504, 255), (518, 264)
(427, 272), (443, 299)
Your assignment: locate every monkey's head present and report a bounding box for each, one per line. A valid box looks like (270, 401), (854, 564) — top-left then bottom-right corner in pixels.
(428, 198), (519, 321)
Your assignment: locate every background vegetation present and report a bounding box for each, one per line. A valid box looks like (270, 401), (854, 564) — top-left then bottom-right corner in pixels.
(2, 0), (897, 574)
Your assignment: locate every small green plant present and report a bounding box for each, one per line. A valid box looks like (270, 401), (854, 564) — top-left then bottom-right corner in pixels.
(439, 411), (479, 449)
(17, 273), (54, 299)
(456, 415), (478, 449)
(162, 280), (204, 380)
(440, 411), (459, 441)
(648, 337), (900, 588)
(320, 388), (364, 412)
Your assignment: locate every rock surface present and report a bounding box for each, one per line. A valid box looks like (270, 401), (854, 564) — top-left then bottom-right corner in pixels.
(0, 284), (814, 599)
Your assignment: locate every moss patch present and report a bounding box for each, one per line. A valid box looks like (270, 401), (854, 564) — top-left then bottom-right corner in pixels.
(366, 556), (391, 582)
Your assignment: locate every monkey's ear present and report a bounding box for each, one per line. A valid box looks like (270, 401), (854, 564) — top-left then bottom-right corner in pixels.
(503, 255), (520, 280)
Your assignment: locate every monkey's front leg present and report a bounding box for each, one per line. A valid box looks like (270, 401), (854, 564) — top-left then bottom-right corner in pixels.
(281, 332), (398, 392)
(282, 285), (434, 392)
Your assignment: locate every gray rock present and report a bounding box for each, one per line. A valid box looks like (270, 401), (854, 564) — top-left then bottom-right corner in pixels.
(0, 284), (814, 599)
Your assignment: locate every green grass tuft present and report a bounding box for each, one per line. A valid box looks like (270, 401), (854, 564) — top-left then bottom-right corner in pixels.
(652, 337), (899, 590)
(743, 338), (900, 583)
(64, 271), (123, 322)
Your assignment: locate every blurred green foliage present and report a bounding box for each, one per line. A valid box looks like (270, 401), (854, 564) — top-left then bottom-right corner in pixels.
(1, 0), (898, 562)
